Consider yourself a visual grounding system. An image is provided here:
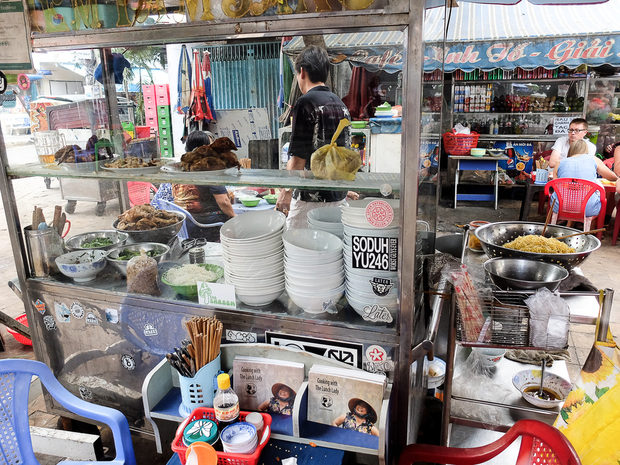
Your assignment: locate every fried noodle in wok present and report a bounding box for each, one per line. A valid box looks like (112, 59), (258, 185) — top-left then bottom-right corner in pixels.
(503, 235), (576, 254)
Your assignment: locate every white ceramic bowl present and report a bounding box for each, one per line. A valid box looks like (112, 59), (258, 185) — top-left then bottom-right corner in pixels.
(307, 207), (342, 225)
(345, 266), (399, 279)
(342, 225), (399, 239)
(225, 265), (284, 280)
(346, 291), (398, 320)
(236, 286), (285, 307)
(284, 250), (342, 266)
(225, 273), (284, 287)
(471, 348), (507, 368)
(344, 198), (400, 212)
(286, 283), (345, 314)
(412, 357), (446, 389)
(345, 277), (399, 298)
(286, 274), (345, 292)
(223, 251), (284, 266)
(284, 259), (344, 276)
(221, 240), (283, 256)
(512, 369), (572, 409)
(55, 250), (108, 282)
(282, 229), (343, 255)
(220, 210), (285, 242)
(220, 422), (257, 454)
(221, 231), (283, 248)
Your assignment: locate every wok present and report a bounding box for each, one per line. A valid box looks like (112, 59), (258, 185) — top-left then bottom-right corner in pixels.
(474, 221), (600, 270)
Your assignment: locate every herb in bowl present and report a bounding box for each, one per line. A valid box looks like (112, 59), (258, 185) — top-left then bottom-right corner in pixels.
(117, 249), (160, 261)
(81, 237), (114, 248)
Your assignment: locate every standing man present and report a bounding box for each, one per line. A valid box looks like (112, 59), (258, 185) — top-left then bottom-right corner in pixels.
(549, 118), (597, 170)
(276, 45), (356, 229)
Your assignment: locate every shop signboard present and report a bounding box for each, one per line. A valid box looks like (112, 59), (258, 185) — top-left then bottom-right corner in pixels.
(0, 0), (32, 72)
(424, 37), (620, 72)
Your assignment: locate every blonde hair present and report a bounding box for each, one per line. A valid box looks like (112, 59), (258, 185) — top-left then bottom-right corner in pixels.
(568, 140), (588, 157)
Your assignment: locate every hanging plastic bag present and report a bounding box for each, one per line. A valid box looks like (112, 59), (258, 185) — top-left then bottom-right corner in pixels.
(525, 288), (569, 349)
(310, 119), (362, 181)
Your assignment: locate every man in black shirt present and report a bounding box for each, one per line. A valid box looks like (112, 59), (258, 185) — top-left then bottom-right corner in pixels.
(276, 45), (356, 229)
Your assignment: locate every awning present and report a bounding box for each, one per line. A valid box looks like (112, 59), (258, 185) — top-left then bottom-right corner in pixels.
(283, 2), (620, 72)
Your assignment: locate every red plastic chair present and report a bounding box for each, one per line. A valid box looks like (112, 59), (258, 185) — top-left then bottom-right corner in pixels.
(127, 182), (157, 207)
(544, 178), (606, 239)
(398, 420), (581, 465)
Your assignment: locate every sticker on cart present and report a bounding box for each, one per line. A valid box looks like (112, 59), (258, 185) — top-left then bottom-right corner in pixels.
(361, 304), (394, 323)
(365, 345), (388, 363)
(79, 386), (93, 401)
(70, 302), (84, 319)
(85, 313), (99, 325)
(105, 309), (119, 324)
(198, 282), (236, 309)
(226, 330), (257, 343)
(365, 200), (394, 228)
(351, 236), (398, 272)
(33, 299), (46, 315)
(369, 277), (394, 297)
(54, 302), (70, 323)
(364, 360), (395, 374)
(43, 315), (56, 331)
(121, 354), (136, 371)
(265, 332), (363, 368)
(143, 323), (158, 337)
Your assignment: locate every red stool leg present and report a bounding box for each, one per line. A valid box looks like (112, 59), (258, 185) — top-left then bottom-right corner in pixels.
(614, 199), (620, 245)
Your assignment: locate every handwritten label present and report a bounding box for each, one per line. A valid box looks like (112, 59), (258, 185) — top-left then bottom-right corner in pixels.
(553, 116), (572, 135)
(351, 235), (398, 271)
(361, 304), (394, 323)
(198, 282), (236, 309)
(364, 360), (395, 374)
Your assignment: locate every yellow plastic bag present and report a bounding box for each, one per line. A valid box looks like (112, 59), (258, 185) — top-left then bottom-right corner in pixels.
(311, 119), (362, 181)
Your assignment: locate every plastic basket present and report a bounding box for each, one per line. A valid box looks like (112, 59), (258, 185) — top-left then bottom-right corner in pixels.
(6, 314), (32, 346)
(172, 408), (272, 465)
(443, 131), (480, 156)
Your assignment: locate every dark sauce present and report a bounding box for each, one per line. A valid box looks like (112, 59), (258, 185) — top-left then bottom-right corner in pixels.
(523, 386), (560, 401)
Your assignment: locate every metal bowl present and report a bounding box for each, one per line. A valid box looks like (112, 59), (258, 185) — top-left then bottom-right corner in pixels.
(65, 230), (129, 251)
(112, 213), (185, 244)
(475, 221), (600, 270)
(484, 257), (569, 291)
(106, 242), (170, 277)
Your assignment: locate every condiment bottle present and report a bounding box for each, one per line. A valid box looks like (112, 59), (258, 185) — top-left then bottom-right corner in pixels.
(214, 374), (239, 428)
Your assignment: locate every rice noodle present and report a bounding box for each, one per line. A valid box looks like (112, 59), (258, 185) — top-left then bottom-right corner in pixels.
(165, 264), (218, 286)
(503, 235), (575, 254)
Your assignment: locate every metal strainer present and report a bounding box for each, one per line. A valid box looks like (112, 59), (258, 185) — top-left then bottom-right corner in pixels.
(474, 221), (600, 270)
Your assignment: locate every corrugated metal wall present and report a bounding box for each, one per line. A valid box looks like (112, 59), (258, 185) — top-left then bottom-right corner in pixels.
(205, 42), (281, 139)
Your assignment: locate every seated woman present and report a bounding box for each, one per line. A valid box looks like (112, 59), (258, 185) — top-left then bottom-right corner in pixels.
(551, 140), (618, 224)
(172, 131), (235, 241)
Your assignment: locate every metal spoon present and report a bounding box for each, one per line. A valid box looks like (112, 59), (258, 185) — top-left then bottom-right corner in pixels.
(538, 359), (546, 398)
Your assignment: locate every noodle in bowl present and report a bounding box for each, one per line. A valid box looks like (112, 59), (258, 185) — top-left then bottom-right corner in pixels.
(474, 221), (600, 270)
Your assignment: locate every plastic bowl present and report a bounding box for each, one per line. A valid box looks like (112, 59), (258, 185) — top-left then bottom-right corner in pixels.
(106, 242), (170, 277)
(161, 263), (224, 299)
(512, 369), (572, 409)
(263, 194), (278, 204)
(65, 230), (129, 251)
(470, 148), (486, 157)
(221, 210), (286, 242)
(240, 196), (261, 207)
(55, 250), (108, 282)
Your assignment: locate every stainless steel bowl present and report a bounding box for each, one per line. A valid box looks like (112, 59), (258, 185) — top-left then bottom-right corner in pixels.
(65, 230), (129, 251)
(484, 257), (569, 291)
(474, 221), (600, 270)
(106, 242), (170, 276)
(112, 213), (185, 243)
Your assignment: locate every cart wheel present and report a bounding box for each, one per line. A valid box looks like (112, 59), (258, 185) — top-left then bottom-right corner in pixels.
(65, 200), (76, 214)
(95, 202), (106, 216)
(44, 178), (51, 189)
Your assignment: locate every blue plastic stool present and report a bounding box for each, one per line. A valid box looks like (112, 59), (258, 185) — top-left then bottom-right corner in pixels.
(0, 359), (136, 465)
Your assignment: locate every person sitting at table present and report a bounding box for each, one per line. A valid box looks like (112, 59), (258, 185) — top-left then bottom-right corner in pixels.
(548, 118), (596, 170)
(551, 140), (618, 227)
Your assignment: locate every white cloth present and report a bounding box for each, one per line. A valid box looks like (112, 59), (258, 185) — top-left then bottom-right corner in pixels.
(286, 197), (346, 230)
(551, 135), (596, 161)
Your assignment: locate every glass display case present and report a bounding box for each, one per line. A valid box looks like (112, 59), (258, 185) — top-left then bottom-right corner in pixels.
(585, 76), (620, 125)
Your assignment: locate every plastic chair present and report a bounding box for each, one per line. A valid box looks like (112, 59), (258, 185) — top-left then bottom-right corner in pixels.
(127, 182), (157, 207)
(398, 420), (581, 465)
(155, 199), (223, 241)
(544, 178), (606, 239)
(0, 358), (136, 465)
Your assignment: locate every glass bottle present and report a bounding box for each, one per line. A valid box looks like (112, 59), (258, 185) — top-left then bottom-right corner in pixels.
(214, 374), (240, 428)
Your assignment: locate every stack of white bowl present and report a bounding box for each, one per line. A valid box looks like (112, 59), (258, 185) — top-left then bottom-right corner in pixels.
(220, 210), (286, 307)
(283, 229), (345, 314)
(307, 207), (344, 238)
(220, 422), (258, 454)
(342, 199), (400, 320)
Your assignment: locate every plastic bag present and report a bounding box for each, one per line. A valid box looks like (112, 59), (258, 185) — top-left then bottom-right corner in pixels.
(127, 251), (160, 296)
(310, 119), (362, 181)
(525, 288), (569, 349)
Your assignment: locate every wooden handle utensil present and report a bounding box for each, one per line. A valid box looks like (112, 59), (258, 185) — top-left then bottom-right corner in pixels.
(556, 228), (605, 240)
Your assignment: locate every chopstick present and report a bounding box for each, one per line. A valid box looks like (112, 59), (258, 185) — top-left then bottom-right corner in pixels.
(174, 316), (223, 377)
(556, 228), (605, 240)
(542, 197), (556, 237)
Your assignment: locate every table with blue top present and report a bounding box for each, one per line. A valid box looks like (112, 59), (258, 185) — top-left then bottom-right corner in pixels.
(450, 155), (509, 210)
